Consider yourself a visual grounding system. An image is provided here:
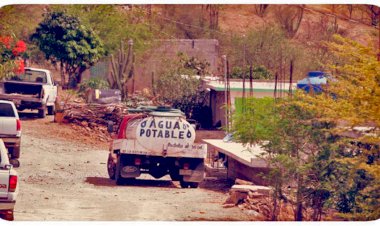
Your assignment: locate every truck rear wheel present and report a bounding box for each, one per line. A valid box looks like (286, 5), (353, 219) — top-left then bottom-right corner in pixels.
(115, 156), (124, 185)
(47, 105), (55, 115)
(107, 154), (116, 180)
(38, 107), (46, 118)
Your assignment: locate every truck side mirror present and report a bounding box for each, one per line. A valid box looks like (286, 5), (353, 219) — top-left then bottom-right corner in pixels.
(107, 121), (114, 133)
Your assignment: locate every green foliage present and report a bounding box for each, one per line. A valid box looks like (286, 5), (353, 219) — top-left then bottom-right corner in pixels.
(79, 77), (109, 92)
(60, 5), (154, 55)
(233, 96), (335, 220)
(293, 35), (380, 220)
(155, 54), (209, 117)
(31, 11), (105, 85)
(230, 65), (273, 79)
(227, 25), (312, 80)
(233, 97), (277, 144)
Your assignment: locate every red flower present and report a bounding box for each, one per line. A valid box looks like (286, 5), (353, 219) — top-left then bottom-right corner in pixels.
(12, 40), (27, 56)
(14, 59), (25, 74)
(0, 36), (12, 49)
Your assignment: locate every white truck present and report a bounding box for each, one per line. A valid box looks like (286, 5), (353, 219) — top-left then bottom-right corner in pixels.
(0, 67), (58, 118)
(107, 107), (207, 188)
(0, 139), (19, 221)
(0, 100), (21, 164)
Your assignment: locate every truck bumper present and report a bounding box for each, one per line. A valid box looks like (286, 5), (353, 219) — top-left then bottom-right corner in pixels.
(0, 201), (15, 210)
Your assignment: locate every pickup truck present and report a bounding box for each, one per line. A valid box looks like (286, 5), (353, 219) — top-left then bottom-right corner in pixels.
(0, 139), (18, 221)
(0, 67), (58, 118)
(0, 100), (21, 164)
(107, 106), (207, 188)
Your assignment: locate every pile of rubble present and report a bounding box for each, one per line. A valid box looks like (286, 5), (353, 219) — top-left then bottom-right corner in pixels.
(222, 179), (294, 220)
(60, 103), (130, 142)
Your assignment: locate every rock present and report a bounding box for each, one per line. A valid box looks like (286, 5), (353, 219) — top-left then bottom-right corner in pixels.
(222, 203), (236, 208)
(231, 185), (272, 196)
(80, 121), (88, 127)
(224, 189), (249, 205)
(243, 209), (261, 217)
(248, 191), (265, 198)
(235, 178), (253, 185)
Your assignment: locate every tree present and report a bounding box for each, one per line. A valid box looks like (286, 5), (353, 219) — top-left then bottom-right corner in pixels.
(155, 53), (209, 118)
(31, 11), (105, 87)
(227, 25), (310, 81)
(233, 97), (332, 221)
(274, 5), (304, 38)
(254, 4), (269, 17)
(60, 5), (154, 55)
(297, 35), (380, 220)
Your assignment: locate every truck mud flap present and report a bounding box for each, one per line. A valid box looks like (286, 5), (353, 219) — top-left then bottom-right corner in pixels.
(181, 163), (205, 183)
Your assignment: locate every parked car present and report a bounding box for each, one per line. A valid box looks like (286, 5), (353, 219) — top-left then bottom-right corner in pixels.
(0, 139), (18, 221)
(0, 67), (58, 118)
(0, 100), (21, 166)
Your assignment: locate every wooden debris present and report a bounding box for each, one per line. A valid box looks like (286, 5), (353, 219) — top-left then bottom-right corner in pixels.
(60, 103), (130, 142)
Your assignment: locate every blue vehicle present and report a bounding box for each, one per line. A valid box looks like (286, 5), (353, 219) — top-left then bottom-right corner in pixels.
(297, 71), (327, 93)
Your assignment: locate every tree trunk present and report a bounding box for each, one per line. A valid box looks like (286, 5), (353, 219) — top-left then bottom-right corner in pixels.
(60, 61), (65, 88)
(76, 66), (86, 85)
(295, 175), (303, 221)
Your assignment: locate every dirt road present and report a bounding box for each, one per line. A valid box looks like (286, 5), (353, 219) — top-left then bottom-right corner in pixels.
(13, 113), (253, 221)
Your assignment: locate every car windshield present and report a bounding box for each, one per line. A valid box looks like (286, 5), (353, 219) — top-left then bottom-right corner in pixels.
(0, 103), (15, 117)
(9, 69), (47, 83)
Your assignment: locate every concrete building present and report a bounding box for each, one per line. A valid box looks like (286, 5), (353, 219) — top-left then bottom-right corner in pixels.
(203, 77), (297, 127)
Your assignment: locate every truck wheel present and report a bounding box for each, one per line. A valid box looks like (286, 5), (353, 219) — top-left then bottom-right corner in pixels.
(180, 180), (190, 188)
(38, 107), (46, 118)
(47, 105), (55, 115)
(107, 154), (116, 180)
(10, 147), (20, 159)
(115, 156), (124, 185)
(189, 182), (199, 188)
(169, 168), (181, 181)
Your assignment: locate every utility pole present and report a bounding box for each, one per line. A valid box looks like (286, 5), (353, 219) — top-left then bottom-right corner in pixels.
(222, 55), (228, 132)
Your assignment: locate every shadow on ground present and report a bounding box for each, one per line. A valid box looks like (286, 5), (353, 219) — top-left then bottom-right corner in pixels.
(85, 176), (177, 188)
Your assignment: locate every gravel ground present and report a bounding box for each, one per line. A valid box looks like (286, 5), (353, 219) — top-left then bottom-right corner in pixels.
(13, 113), (253, 221)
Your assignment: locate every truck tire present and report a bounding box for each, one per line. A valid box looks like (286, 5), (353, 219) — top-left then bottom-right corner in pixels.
(107, 154), (116, 180)
(47, 105), (55, 115)
(180, 180), (189, 188)
(115, 155), (124, 185)
(169, 168), (181, 181)
(189, 182), (199, 188)
(38, 107), (46, 118)
(10, 146), (20, 159)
